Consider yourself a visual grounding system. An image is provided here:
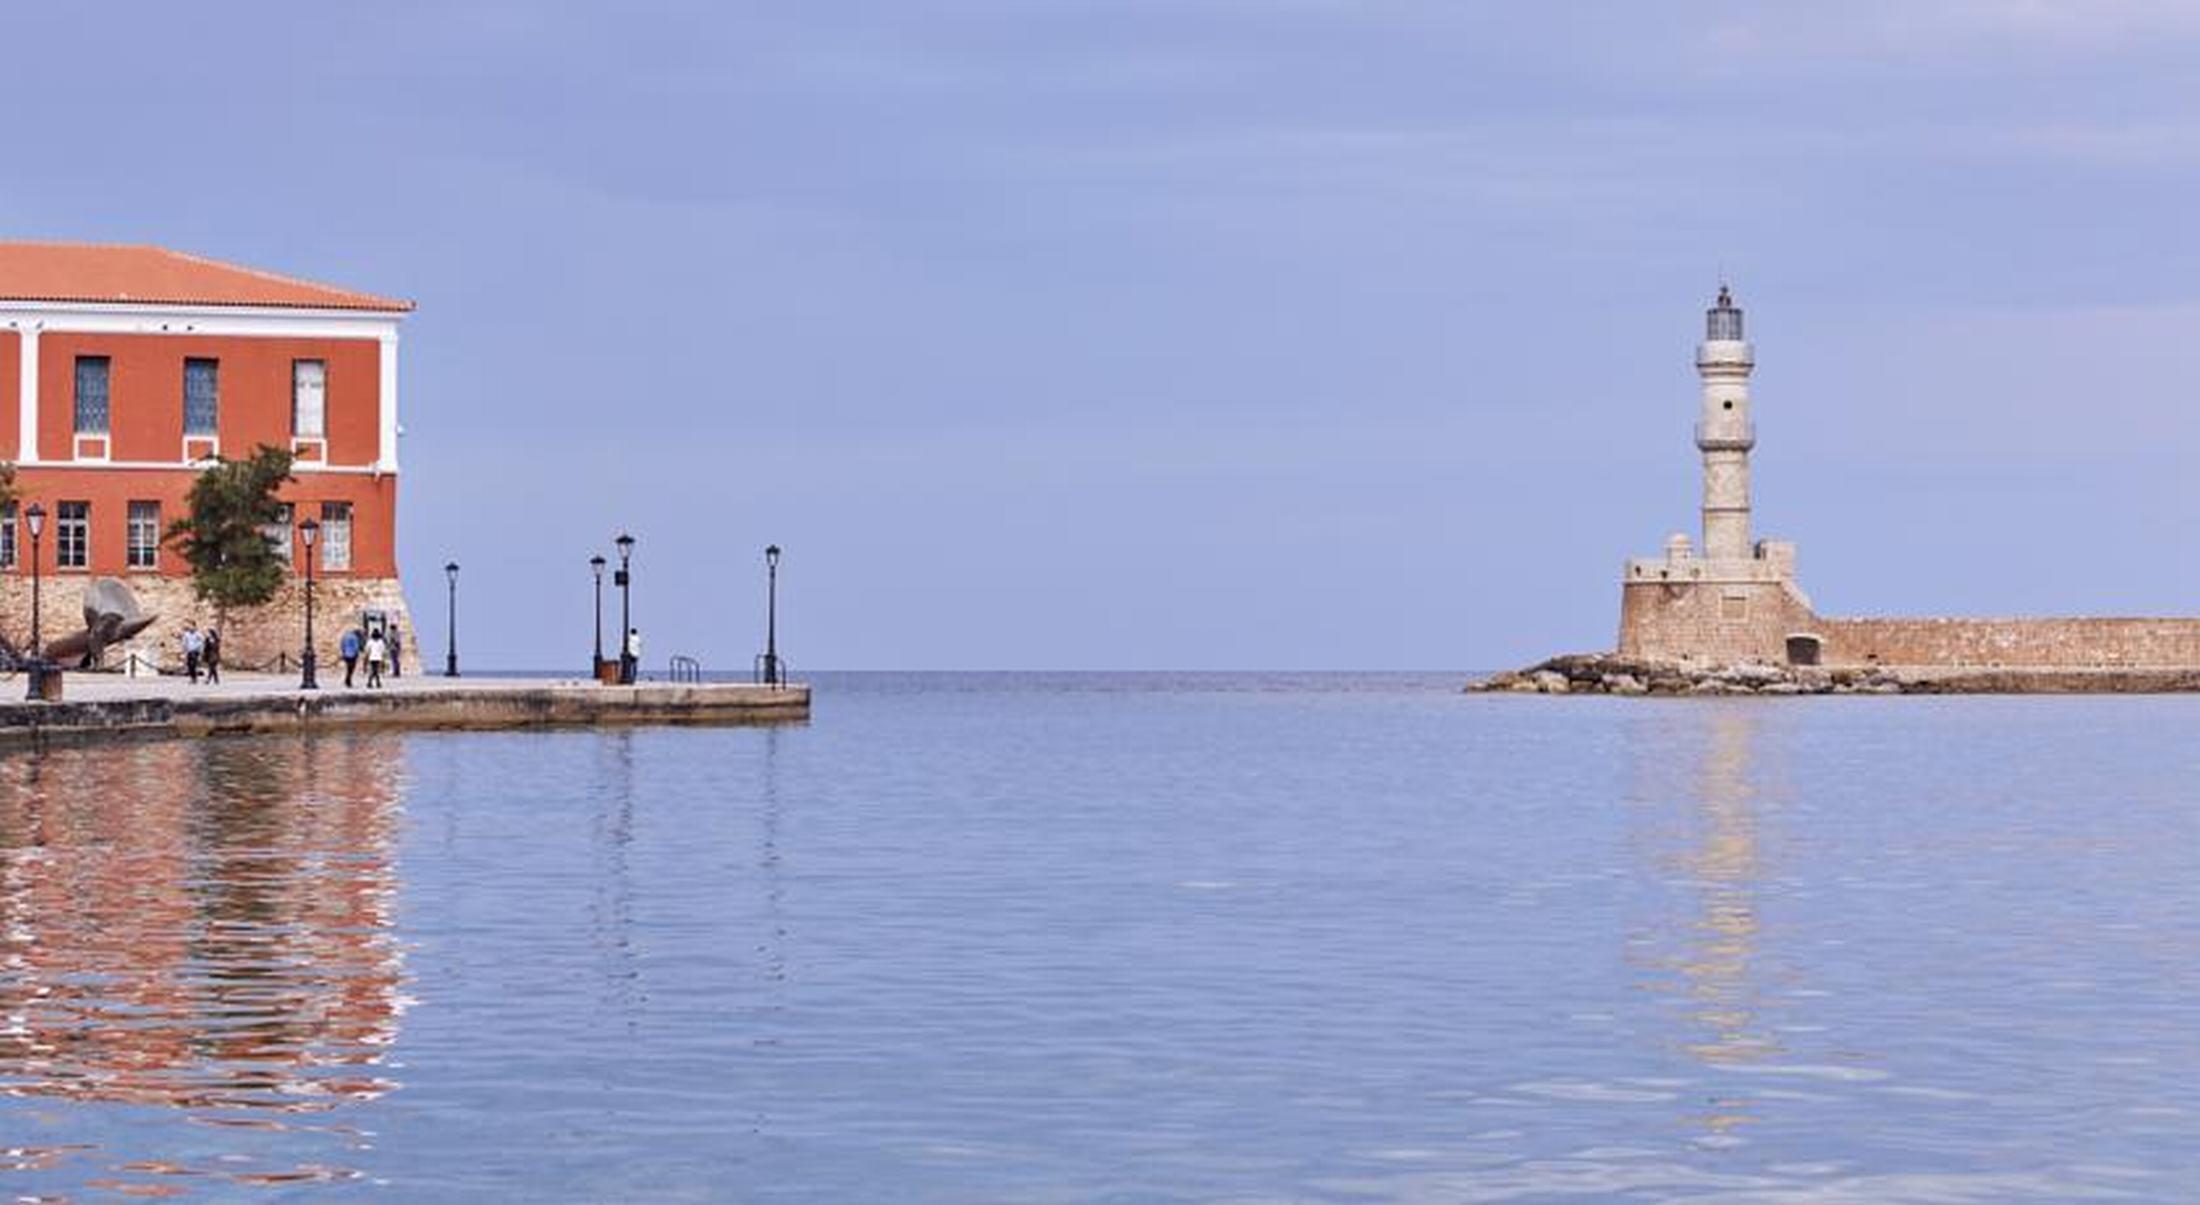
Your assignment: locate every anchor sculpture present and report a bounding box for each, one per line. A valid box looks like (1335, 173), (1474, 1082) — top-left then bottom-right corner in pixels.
(0, 577), (160, 668)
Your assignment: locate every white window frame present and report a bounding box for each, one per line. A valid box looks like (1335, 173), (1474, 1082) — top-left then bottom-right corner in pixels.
(126, 500), (161, 570)
(73, 356), (112, 462)
(183, 357), (220, 461)
(319, 501), (353, 572)
(56, 501), (90, 570)
(292, 359), (327, 460)
(262, 503), (294, 566)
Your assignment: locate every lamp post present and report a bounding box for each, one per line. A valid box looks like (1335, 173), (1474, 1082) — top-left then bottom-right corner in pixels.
(444, 561), (460, 677)
(763, 544), (782, 687)
(23, 504), (44, 655)
(298, 518), (320, 690)
(590, 554), (607, 678)
(615, 532), (635, 684)
(23, 504), (44, 700)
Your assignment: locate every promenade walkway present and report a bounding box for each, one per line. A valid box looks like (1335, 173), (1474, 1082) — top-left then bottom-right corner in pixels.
(23, 669), (592, 704)
(0, 670), (808, 743)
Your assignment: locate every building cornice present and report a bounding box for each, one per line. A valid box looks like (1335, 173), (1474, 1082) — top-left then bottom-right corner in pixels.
(2, 304), (401, 340)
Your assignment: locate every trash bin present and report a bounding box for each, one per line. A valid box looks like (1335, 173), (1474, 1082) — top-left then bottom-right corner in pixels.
(595, 658), (622, 686)
(25, 661), (63, 702)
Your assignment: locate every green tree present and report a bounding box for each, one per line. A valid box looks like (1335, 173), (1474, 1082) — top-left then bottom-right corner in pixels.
(165, 444), (296, 628)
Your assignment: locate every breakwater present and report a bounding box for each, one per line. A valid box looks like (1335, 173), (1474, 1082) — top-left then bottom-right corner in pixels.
(0, 678), (809, 745)
(1470, 653), (2200, 696)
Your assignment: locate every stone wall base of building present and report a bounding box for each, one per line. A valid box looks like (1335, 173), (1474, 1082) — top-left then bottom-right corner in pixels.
(0, 575), (414, 674)
(1618, 577), (1820, 665)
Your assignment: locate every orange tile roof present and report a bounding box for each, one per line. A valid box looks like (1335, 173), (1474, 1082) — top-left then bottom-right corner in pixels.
(0, 242), (412, 313)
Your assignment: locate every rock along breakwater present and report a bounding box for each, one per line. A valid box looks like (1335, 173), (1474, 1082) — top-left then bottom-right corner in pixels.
(1467, 653), (2200, 697)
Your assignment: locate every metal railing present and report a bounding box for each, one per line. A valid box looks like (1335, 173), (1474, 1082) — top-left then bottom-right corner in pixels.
(754, 653), (791, 688)
(667, 655), (702, 684)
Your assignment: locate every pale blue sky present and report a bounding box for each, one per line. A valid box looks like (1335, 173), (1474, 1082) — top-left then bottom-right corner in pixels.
(10, 2), (2199, 669)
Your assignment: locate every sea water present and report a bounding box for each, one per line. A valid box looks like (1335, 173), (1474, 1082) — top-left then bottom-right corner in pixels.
(3, 673), (2199, 1200)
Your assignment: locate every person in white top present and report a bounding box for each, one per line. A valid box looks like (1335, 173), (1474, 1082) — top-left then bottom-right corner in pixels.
(365, 631), (389, 689)
(180, 623), (204, 683)
(623, 628), (643, 684)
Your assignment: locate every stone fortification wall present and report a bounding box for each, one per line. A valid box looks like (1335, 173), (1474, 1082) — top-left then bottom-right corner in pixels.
(1617, 577), (1819, 664)
(1818, 617), (2200, 668)
(0, 576), (414, 673)
(1619, 576), (2200, 669)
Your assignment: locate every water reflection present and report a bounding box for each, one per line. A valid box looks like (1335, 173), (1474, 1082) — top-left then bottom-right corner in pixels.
(0, 735), (405, 1116)
(757, 726), (787, 1000)
(592, 729), (639, 1023)
(754, 724), (789, 1141)
(1632, 707), (1782, 1135)
(1675, 709), (1778, 1068)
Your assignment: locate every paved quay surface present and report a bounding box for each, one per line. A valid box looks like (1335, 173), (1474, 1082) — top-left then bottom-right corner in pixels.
(20, 670), (597, 703)
(0, 670), (809, 743)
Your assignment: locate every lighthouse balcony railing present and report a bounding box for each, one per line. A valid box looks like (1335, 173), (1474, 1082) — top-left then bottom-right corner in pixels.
(1694, 420), (1756, 449)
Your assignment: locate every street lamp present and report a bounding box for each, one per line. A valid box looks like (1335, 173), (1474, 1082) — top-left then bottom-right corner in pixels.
(22, 504), (43, 701)
(763, 544), (782, 687)
(23, 504), (44, 654)
(444, 561), (460, 677)
(614, 532), (635, 684)
(590, 554), (607, 678)
(298, 518), (320, 690)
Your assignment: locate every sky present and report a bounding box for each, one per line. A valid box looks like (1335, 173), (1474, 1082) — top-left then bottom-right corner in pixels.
(8, 1), (2199, 670)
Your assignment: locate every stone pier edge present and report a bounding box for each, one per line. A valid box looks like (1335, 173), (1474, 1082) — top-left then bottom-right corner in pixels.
(0, 682), (811, 746)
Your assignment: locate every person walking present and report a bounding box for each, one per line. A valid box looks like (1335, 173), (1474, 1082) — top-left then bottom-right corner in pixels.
(389, 626), (403, 678)
(340, 626), (363, 688)
(202, 628), (222, 684)
(622, 627), (643, 684)
(365, 629), (388, 689)
(180, 623), (203, 683)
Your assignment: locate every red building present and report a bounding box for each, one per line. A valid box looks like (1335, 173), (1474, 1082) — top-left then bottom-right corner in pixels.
(0, 243), (414, 666)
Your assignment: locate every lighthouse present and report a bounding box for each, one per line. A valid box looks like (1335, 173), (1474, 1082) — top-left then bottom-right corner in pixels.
(1618, 286), (1803, 665)
(1696, 285), (1755, 562)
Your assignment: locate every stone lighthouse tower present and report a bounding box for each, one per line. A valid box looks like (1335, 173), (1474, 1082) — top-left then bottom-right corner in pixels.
(1617, 285), (1806, 665)
(1696, 285), (1755, 561)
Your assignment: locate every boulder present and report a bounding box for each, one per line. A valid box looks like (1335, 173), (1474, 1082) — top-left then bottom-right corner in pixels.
(1601, 673), (1648, 696)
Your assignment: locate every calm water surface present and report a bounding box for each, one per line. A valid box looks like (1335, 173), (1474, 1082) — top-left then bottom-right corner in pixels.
(4, 673), (2200, 1200)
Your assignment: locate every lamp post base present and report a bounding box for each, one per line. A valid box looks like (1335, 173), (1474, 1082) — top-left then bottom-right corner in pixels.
(301, 652), (319, 691)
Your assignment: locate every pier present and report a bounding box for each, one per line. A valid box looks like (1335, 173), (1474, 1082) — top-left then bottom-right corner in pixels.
(0, 672), (809, 746)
